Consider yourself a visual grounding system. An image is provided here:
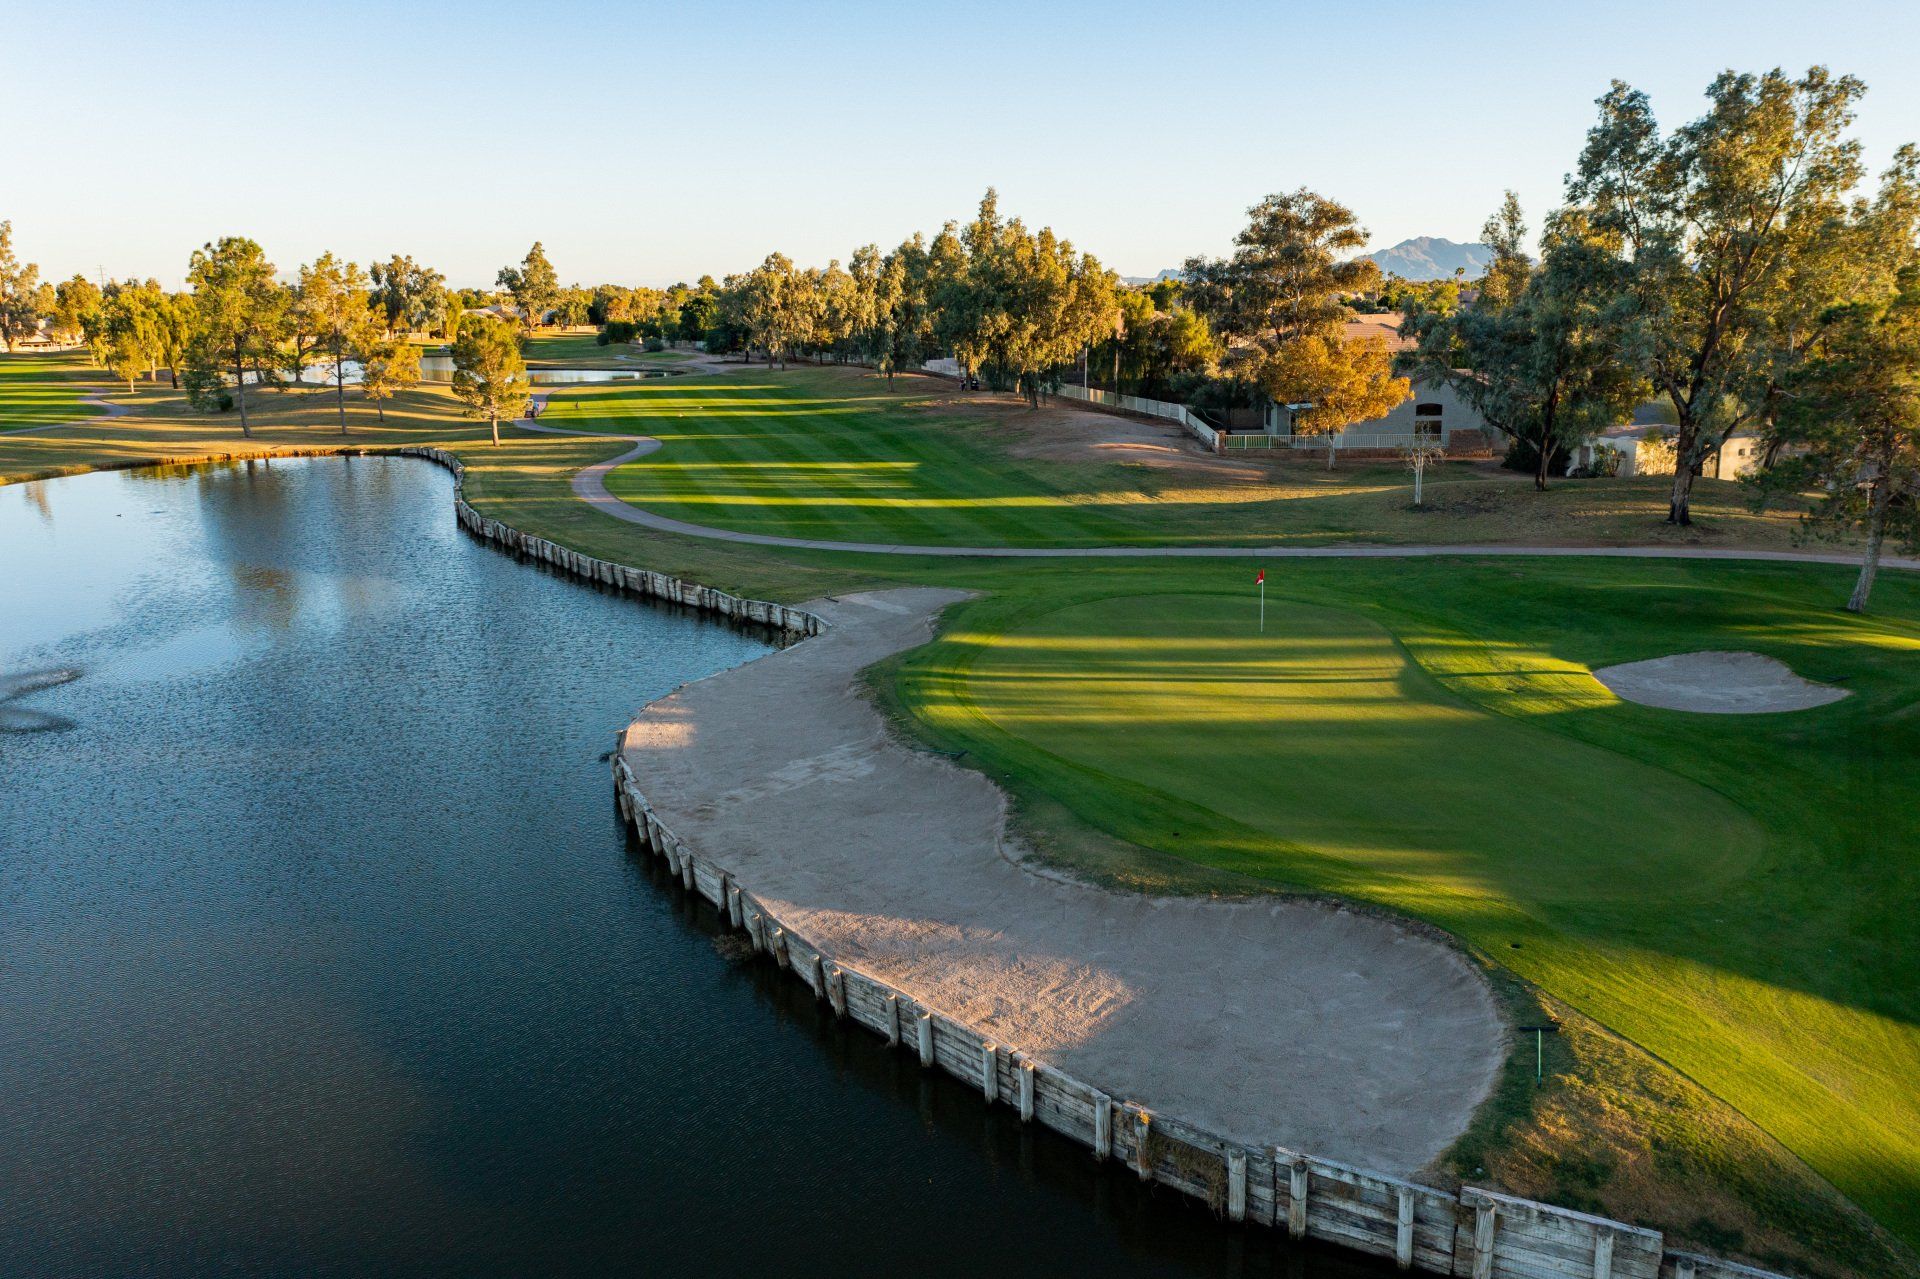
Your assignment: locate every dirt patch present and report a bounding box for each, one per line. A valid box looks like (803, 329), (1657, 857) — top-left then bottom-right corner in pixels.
(622, 587), (1504, 1175)
(1592, 651), (1849, 714)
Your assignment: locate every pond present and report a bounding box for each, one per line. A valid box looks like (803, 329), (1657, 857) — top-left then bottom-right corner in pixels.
(0, 457), (1387, 1277)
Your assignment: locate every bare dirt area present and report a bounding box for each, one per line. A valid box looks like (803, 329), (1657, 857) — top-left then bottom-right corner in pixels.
(1592, 650), (1851, 713)
(916, 384), (1267, 479)
(621, 587), (1504, 1176)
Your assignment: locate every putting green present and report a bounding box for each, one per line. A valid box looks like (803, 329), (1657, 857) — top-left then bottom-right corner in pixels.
(899, 581), (1920, 1248)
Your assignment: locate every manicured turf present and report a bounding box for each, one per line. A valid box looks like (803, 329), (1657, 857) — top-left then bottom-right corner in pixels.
(0, 351), (96, 430)
(519, 331), (693, 369)
(581, 367), (1818, 550)
(891, 561), (1920, 1251)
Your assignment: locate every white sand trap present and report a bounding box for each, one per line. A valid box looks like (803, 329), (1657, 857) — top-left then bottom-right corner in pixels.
(1593, 650), (1849, 714)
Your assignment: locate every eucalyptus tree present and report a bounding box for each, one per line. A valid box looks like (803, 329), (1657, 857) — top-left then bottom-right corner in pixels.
(1748, 146), (1920, 611)
(0, 221), (44, 352)
(187, 237), (283, 436)
(497, 242), (559, 331)
(86, 283), (160, 390)
(1405, 202), (1647, 490)
(450, 315), (530, 446)
(741, 253), (796, 365)
(51, 275), (102, 344)
(369, 255), (445, 336)
(1567, 66), (1872, 524)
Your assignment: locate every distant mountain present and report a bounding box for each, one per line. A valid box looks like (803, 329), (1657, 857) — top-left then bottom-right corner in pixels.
(1121, 268), (1185, 287)
(1360, 237), (1493, 282)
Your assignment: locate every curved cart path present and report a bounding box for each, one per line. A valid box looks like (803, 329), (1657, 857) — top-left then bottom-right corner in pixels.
(623, 586), (1505, 1173)
(521, 414), (1920, 571)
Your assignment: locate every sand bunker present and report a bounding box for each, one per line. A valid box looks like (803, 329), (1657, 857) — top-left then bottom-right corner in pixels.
(621, 587), (1503, 1175)
(1592, 650), (1849, 714)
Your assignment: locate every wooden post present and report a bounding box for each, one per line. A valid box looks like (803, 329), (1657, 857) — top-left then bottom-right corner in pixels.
(980, 1045), (999, 1104)
(1395, 1187), (1414, 1270)
(728, 887), (744, 929)
(1472, 1198), (1496, 1279)
(915, 1011), (934, 1067)
(1287, 1157), (1309, 1239)
(679, 852), (694, 891)
(717, 873), (731, 922)
(808, 953), (825, 999)
(885, 994), (901, 1047)
(1226, 1150), (1247, 1223)
(772, 928), (788, 969)
(1018, 1061), (1035, 1122)
(1674, 1258), (1695, 1279)
(827, 966), (847, 1019)
(1092, 1093), (1112, 1161)
(1133, 1111), (1152, 1181)
(1594, 1232), (1615, 1279)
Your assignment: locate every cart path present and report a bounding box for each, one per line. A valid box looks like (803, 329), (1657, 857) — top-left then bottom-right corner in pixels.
(622, 585), (1506, 1172)
(518, 413), (1920, 570)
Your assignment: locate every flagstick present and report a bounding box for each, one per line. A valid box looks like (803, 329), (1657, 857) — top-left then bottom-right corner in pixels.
(1259, 578), (1265, 633)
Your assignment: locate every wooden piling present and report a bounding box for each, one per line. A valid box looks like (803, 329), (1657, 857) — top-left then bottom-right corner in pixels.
(1288, 1156), (1309, 1239)
(1017, 1061), (1035, 1122)
(1226, 1150), (1247, 1223)
(1092, 1092), (1112, 1161)
(1472, 1198), (1496, 1279)
(915, 1011), (934, 1067)
(885, 993), (901, 1047)
(1395, 1187), (1414, 1270)
(980, 1045), (998, 1104)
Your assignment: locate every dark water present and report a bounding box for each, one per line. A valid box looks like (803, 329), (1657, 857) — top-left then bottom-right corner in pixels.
(0, 458), (1383, 1277)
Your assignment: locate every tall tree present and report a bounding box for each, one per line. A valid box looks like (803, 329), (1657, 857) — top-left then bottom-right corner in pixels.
(450, 316), (531, 446)
(187, 237), (283, 437)
(497, 242), (559, 331)
(1747, 146), (1920, 611)
(359, 338), (421, 423)
(1568, 67), (1870, 524)
(1184, 189), (1407, 446)
(1404, 203), (1648, 490)
(0, 221), (44, 352)
(741, 253), (796, 365)
(369, 255), (446, 336)
(298, 253), (373, 434)
(50, 275), (102, 344)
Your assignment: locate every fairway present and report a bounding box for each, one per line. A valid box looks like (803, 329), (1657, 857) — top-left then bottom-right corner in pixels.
(581, 368), (1820, 550)
(0, 352), (96, 431)
(893, 563), (1920, 1249)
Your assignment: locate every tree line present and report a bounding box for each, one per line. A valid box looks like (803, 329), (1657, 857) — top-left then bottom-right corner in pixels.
(1396, 66), (1919, 608)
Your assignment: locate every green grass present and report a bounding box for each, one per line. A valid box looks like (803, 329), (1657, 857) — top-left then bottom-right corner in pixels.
(580, 366), (1824, 551)
(0, 351), (96, 430)
(519, 330), (694, 369)
(5, 353), (1915, 1274)
(888, 561), (1920, 1260)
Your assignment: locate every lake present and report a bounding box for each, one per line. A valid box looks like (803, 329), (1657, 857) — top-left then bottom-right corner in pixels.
(0, 457), (1384, 1277)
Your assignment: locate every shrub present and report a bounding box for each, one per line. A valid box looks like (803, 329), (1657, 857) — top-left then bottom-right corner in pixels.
(1503, 436), (1571, 477)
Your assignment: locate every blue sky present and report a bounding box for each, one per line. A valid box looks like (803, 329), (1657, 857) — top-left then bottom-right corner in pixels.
(5, 0), (1918, 288)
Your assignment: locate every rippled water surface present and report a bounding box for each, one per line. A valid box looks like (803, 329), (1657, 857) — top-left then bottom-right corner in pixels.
(0, 458), (1384, 1277)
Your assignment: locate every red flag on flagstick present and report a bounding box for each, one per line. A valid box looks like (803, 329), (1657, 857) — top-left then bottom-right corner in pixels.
(1256, 569), (1265, 584)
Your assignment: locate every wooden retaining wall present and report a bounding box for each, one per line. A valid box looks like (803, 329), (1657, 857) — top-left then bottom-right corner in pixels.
(394, 446), (822, 638)
(391, 442), (1800, 1279)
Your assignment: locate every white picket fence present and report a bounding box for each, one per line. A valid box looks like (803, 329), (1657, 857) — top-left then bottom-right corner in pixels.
(1052, 383), (1220, 449)
(1226, 431), (1440, 452)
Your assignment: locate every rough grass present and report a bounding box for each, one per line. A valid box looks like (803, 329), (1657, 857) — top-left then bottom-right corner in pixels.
(5, 352), (1915, 1275)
